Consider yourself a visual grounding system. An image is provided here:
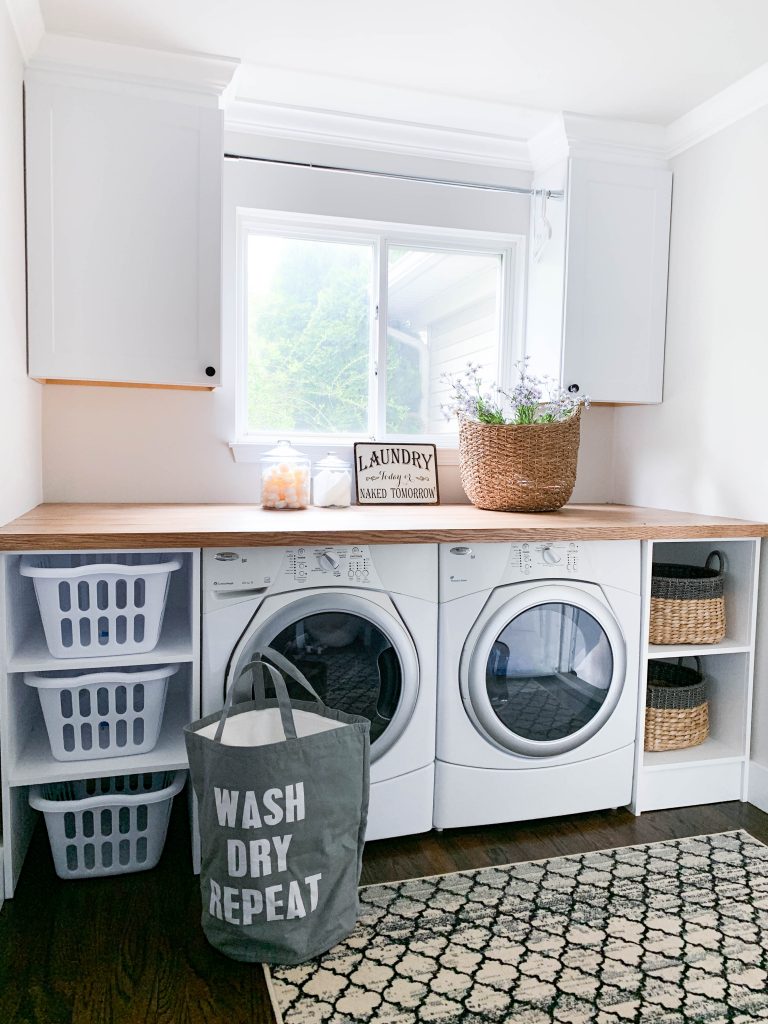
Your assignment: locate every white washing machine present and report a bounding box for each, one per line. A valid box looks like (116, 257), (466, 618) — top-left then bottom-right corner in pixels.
(202, 543), (437, 841)
(434, 540), (641, 829)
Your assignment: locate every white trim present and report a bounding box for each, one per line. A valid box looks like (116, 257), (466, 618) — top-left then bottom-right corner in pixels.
(225, 98), (533, 170)
(27, 33), (240, 107)
(666, 61), (768, 158)
(4, 0), (43, 62)
(227, 64), (543, 171)
(23, 32), (768, 161)
(529, 113), (669, 173)
(229, 441), (460, 466)
(232, 209), (525, 250)
(748, 761), (768, 814)
(562, 113), (669, 168)
(227, 71), (768, 166)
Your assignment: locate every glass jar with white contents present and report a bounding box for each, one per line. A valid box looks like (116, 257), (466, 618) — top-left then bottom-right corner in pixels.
(312, 453), (352, 508)
(260, 441), (311, 510)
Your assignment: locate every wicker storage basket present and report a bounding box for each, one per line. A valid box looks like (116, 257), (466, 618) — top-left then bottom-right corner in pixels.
(649, 551), (725, 645)
(644, 657), (709, 752)
(458, 407), (581, 512)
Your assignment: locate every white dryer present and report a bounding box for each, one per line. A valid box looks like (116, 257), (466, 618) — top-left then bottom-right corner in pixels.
(202, 543), (437, 841)
(434, 540), (640, 829)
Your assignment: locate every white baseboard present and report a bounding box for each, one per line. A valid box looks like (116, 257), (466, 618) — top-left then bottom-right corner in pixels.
(748, 761), (768, 813)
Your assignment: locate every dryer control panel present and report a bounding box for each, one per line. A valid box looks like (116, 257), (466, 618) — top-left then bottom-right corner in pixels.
(509, 542), (580, 576)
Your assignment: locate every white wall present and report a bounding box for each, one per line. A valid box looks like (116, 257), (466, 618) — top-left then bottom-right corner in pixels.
(610, 106), (768, 763)
(41, 135), (616, 505)
(0, 5), (42, 524)
(42, 384), (615, 504)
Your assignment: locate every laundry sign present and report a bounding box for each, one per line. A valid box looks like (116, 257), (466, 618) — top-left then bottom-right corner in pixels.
(354, 442), (439, 505)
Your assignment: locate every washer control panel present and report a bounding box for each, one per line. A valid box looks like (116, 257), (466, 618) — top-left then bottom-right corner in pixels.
(510, 542), (580, 576)
(283, 544), (376, 585)
(204, 544), (379, 592)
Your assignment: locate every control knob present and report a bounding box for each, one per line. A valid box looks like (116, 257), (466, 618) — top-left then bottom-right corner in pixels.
(317, 551), (340, 572)
(541, 546), (561, 565)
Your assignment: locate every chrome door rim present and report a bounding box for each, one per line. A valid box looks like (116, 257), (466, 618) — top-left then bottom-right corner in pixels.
(463, 584), (626, 757)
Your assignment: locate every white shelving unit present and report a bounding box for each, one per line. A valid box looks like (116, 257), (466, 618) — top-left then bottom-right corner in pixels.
(632, 538), (760, 813)
(0, 549), (200, 897)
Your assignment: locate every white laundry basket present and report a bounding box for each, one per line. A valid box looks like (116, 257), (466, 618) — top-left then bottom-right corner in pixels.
(25, 664), (178, 761)
(29, 771), (185, 879)
(20, 553), (182, 658)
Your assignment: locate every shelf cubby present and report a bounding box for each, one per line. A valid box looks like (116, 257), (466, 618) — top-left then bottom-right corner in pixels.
(633, 538), (760, 814)
(7, 665), (194, 787)
(0, 548), (200, 897)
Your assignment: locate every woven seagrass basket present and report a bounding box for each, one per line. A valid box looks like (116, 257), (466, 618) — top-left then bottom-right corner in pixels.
(649, 551), (725, 645)
(458, 407), (581, 512)
(644, 657), (709, 752)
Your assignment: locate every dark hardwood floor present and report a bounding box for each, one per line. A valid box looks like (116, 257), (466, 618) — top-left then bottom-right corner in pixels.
(2, 797), (767, 1024)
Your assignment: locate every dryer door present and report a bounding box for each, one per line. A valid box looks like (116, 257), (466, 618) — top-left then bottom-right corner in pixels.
(464, 584), (626, 758)
(225, 591), (419, 762)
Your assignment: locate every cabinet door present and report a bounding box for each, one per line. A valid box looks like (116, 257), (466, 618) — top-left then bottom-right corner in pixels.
(26, 76), (222, 387)
(562, 159), (672, 404)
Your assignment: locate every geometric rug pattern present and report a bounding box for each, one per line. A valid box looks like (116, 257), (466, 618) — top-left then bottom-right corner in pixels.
(266, 831), (768, 1023)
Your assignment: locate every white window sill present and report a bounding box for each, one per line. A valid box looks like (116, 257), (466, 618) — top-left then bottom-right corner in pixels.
(229, 440), (460, 467)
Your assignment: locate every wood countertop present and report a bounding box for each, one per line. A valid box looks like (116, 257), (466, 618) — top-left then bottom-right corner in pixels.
(0, 503), (765, 550)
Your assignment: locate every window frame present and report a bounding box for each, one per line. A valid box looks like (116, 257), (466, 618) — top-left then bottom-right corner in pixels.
(233, 209), (525, 448)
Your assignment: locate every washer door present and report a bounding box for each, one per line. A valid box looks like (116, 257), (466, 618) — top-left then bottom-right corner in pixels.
(464, 584), (626, 758)
(225, 592), (419, 762)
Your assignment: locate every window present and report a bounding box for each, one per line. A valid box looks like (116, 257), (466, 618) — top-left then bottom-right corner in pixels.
(236, 213), (521, 443)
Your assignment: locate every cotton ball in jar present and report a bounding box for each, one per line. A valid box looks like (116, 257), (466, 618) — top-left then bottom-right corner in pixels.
(260, 441), (311, 509)
(312, 453), (352, 508)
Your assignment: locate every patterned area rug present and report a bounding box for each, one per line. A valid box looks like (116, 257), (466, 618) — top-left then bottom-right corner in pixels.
(265, 830), (768, 1023)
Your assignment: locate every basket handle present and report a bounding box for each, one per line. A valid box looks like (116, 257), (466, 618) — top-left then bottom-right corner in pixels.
(676, 656), (703, 674)
(704, 550), (724, 574)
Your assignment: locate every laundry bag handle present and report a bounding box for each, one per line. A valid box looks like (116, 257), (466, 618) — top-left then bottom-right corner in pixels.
(215, 658), (296, 742)
(215, 647), (327, 743)
(260, 646), (326, 709)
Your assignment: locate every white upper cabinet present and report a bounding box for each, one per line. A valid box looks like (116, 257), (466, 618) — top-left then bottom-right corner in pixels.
(562, 159), (672, 404)
(25, 44), (238, 388)
(525, 119), (672, 405)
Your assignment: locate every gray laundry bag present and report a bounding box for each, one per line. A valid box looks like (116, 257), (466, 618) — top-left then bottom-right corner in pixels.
(184, 647), (370, 964)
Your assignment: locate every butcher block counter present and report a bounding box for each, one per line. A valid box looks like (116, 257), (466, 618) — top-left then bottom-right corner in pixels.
(0, 503), (765, 550)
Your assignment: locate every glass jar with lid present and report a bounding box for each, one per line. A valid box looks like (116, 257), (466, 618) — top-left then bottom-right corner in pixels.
(312, 452), (352, 508)
(260, 441), (311, 509)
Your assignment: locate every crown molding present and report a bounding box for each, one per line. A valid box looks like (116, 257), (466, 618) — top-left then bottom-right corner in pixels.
(227, 68), (671, 173)
(666, 60), (768, 158)
(528, 112), (669, 173)
(226, 64), (547, 170)
(225, 98), (534, 170)
(28, 33), (240, 107)
(527, 115), (570, 174)
(4, 0), (43, 61)
(562, 112), (668, 167)
(22, 31), (768, 163)
(234, 65), (549, 140)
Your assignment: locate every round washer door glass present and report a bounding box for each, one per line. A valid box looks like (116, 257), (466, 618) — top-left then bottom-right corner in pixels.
(488, 603), (612, 742)
(227, 594), (419, 761)
(467, 587), (625, 758)
(266, 612), (402, 745)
